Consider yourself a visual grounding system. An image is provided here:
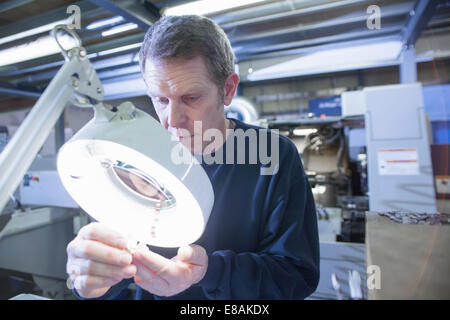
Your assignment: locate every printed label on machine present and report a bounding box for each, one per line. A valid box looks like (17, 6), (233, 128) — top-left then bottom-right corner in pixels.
(377, 148), (419, 175)
(435, 176), (450, 194)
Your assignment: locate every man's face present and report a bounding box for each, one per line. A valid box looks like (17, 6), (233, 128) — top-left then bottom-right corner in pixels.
(143, 55), (226, 153)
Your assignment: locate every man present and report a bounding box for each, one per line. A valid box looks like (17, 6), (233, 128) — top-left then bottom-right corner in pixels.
(66, 15), (320, 300)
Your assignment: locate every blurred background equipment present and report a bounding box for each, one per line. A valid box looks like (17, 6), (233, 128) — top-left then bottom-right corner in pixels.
(363, 82), (437, 213)
(224, 96), (261, 125)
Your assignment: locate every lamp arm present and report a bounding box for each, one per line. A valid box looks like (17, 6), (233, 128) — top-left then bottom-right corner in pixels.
(0, 25), (104, 213)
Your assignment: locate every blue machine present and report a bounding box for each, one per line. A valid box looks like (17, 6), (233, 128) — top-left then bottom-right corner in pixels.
(308, 95), (342, 117)
(422, 84), (450, 145)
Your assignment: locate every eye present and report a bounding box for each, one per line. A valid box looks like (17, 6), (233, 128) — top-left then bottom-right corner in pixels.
(183, 95), (200, 104)
(154, 97), (169, 105)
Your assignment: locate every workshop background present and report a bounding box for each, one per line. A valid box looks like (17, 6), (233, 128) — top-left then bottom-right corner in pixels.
(0, 0), (449, 300)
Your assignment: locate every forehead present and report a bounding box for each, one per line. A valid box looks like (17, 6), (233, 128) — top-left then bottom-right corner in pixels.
(143, 56), (214, 94)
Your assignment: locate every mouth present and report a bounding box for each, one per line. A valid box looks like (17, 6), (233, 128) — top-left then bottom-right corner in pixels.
(178, 135), (195, 142)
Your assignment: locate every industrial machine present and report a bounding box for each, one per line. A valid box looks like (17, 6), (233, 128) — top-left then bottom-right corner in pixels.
(363, 83), (437, 213)
(268, 115), (367, 299)
(342, 84), (437, 212)
(271, 82), (438, 242)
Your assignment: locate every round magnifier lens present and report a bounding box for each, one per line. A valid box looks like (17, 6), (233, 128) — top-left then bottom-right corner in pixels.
(112, 160), (176, 209)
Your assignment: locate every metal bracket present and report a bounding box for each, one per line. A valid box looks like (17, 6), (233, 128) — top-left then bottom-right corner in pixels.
(52, 24), (104, 107)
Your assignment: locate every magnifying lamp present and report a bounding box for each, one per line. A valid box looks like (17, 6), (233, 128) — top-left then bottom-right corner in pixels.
(57, 102), (214, 248)
(0, 25), (214, 248)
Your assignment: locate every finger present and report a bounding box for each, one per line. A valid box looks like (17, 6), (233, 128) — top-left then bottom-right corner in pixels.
(73, 275), (120, 291)
(70, 239), (132, 267)
(70, 258), (136, 279)
(133, 258), (156, 281)
(133, 259), (168, 289)
(177, 245), (206, 265)
(133, 276), (167, 297)
(79, 223), (128, 250)
(133, 247), (174, 273)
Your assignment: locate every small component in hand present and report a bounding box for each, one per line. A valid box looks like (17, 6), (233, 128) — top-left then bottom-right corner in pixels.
(126, 240), (149, 254)
(127, 239), (140, 254)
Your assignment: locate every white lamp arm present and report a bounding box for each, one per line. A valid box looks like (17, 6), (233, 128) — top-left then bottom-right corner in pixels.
(0, 25), (104, 212)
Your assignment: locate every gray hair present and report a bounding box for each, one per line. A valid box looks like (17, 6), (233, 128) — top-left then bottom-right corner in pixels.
(138, 15), (235, 91)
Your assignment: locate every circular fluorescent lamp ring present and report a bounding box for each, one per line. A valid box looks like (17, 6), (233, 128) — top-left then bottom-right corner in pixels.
(57, 102), (214, 248)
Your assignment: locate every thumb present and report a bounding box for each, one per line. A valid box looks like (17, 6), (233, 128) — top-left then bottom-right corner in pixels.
(177, 244), (206, 264)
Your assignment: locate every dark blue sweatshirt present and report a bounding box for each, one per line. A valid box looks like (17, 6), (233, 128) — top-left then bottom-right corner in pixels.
(74, 118), (320, 300)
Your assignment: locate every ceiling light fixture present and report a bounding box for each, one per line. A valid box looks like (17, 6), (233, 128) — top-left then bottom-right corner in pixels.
(0, 18), (70, 46)
(247, 40), (404, 81)
(86, 16), (124, 30)
(0, 34), (78, 67)
(163, 0), (268, 16)
(101, 23), (138, 37)
(96, 42), (141, 57)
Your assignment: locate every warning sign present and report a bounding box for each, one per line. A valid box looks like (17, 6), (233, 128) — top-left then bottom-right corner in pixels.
(378, 148), (419, 175)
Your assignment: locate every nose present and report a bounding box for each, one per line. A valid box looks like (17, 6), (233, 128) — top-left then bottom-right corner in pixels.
(167, 101), (186, 129)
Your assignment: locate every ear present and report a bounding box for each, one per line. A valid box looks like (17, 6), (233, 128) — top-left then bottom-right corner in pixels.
(223, 72), (240, 106)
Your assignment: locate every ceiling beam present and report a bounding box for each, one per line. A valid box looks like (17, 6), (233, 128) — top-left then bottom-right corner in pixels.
(0, 33), (144, 77)
(0, 0), (98, 39)
(235, 26), (402, 59)
(0, 98), (36, 113)
(221, 0), (376, 30)
(0, 83), (41, 98)
(211, 0), (347, 25)
(229, 4), (411, 45)
(403, 0), (440, 46)
(0, 0), (34, 13)
(89, 0), (161, 30)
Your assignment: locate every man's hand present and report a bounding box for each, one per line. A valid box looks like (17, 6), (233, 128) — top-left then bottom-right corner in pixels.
(132, 244), (208, 297)
(66, 223), (137, 299)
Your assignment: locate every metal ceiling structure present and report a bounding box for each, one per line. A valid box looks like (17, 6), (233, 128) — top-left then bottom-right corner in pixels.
(0, 0), (448, 110)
